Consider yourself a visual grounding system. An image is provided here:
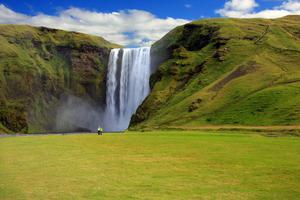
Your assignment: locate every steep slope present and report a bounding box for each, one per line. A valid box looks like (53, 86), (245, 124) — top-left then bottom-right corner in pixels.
(0, 25), (119, 133)
(131, 15), (300, 130)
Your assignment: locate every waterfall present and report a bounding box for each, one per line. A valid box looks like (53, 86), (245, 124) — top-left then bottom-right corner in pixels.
(104, 47), (151, 131)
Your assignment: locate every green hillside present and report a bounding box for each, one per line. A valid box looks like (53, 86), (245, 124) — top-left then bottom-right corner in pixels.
(131, 15), (300, 130)
(0, 25), (119, 133)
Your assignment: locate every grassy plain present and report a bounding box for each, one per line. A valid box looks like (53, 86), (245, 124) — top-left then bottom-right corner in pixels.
(1, 131), (300, 199)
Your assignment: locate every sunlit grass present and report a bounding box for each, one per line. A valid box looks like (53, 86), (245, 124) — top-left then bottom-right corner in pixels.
(1, 131), (300, 199)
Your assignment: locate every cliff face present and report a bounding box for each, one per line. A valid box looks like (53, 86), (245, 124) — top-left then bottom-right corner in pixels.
(0, 25), (119, 133)
(131, 15), (300, 130)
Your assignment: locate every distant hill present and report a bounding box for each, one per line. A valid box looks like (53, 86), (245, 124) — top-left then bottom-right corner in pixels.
(131, 15), (300, 130)
(0, 25), (119, 133)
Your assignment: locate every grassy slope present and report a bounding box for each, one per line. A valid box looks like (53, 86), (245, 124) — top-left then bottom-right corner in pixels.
(0, 25), (119, 133)
(132, 16), (300, 130)
(1, 131), (300, 199)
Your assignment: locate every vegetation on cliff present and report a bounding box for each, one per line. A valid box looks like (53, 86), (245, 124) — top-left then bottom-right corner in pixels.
(0, 25), (119, 133)
(131, 15), (300, 130)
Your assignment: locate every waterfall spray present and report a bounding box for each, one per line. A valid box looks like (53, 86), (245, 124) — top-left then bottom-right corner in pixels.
(104, 47), (151, 131)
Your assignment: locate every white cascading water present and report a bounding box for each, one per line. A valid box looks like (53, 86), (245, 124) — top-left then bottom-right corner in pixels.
(104, 47), (151, 131)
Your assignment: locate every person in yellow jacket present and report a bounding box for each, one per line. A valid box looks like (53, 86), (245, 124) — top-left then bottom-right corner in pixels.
(97, 127), (103, 135)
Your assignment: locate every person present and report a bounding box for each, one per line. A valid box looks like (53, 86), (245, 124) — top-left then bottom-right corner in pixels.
(97, 127), (103, 135)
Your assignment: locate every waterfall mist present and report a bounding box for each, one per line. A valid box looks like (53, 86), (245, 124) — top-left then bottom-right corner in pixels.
(55, 95), (104, 132)
(104, 47), (151, 131)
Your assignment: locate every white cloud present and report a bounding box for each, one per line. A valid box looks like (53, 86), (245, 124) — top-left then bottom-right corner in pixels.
(0, 5), (190, 47)
(223, 0), (257, 12)
(185, 4), (192, 8)
(217, 0), (300, 18)
(0, 4), (29, 23)
(280, 0), (300, 11)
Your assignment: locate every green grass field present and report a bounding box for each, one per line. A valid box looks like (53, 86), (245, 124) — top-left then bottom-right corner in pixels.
(1, 131), (300, 200)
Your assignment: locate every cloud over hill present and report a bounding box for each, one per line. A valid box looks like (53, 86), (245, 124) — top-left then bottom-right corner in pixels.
(0, 4), (189, 47)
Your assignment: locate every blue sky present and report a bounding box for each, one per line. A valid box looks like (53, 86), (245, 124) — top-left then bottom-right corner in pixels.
(0, 0), (299, 46)
(0, 0), (284, 19)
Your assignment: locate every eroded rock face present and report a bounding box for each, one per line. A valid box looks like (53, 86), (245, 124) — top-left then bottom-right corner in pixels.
(178, 24), (219, 51)
(0, 103), (28, 133)
(57, 44), (110, 103)
(0, 25), (118, 133)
